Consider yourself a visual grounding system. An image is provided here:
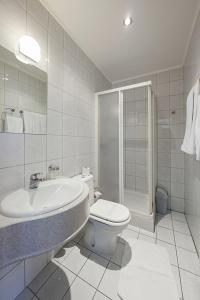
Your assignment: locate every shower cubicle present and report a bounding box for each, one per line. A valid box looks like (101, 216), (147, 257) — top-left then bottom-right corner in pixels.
(95, 81), (157, 231)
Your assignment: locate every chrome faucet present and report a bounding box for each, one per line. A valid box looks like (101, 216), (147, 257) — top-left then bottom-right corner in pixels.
(29, 172), (44, 189)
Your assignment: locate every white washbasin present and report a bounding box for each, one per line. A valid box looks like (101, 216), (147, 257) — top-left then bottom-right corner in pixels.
(0, 178), (84, 218)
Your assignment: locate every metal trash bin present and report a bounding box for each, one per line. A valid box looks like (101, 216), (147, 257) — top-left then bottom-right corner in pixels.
(156, 186), (168, 214)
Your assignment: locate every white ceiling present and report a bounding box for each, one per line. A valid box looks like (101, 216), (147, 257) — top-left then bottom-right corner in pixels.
(41, 0), (200, 83)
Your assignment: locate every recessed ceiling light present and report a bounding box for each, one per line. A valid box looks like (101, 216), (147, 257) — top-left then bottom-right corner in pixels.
(123, 17), (132, 27)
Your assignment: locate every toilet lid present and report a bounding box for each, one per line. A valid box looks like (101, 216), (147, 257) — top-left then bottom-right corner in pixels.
(90, 199), (130, 223)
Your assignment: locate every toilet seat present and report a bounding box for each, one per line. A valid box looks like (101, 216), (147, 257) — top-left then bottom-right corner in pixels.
(90, 199), (130, 224)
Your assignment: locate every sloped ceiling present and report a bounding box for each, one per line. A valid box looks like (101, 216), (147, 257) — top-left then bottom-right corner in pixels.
(41, 0), (200, 83)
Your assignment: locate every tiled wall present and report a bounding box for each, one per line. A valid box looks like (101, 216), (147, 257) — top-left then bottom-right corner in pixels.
(0, 0), (110, 298)
(123, 87), (148, 193)
(113, 67), (185, 212)
(183, 11), (200, 256)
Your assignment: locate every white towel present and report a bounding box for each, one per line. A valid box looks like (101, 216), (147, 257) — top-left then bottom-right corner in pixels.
(195, 94), (200, 160)
(4, 113), (23, 133)
(118, 240), (179, 300)
(23, 111), (46, 134)
(181, 80), (199, 154)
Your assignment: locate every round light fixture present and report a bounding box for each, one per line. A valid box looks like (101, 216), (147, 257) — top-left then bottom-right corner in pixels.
(123, 17), (132, 27)
(15, 36), (41, 65)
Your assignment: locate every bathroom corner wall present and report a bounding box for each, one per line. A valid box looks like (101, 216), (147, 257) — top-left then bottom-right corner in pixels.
(113, 67), (185, 213)
(0, 0), (111, 298)
(183, 10), (200, 256)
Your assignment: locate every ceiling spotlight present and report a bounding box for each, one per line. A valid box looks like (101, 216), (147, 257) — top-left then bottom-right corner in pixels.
(123, 17), (132, 27)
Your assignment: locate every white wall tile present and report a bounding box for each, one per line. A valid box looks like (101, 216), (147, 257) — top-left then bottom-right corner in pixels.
(25, 253), (48, 285)
(171, 183), (184, 198)
(63, 156), (76, 177)
(171, 168), (184, 183)
(171, 197), (184, 213)
(157, 82), (170, 97)
(170, 80), (183, 95)
(25, 134), (46, 164)
(170, 68), (183, 82)
(0, 166), (24, 194)
(27, 0), (49, 29)
(48, 84), (63, 112)
(47, 135), (62, 160)
(48, 15), (64, 46)
(47, 110), (62, 135)
(0, 262), (25, 300)
(157, 71), (170, 84)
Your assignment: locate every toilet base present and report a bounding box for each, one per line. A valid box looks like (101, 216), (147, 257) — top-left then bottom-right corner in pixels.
(83, 218), (129, 257)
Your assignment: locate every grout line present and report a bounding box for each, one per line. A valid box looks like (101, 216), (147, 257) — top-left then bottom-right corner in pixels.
(29, 262), (59, 296)
(178, 266), (200, 278)
(27, 286), (39, 300)
(171, 211), (184, 300)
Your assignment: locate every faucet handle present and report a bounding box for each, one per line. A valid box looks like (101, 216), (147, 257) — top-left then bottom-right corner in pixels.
(30, 172), (43, 180)
(48, 164), (59, 171)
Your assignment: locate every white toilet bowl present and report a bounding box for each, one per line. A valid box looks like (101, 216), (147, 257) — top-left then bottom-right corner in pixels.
(83, 199), (131, 256)
(73, 174), (131, 256)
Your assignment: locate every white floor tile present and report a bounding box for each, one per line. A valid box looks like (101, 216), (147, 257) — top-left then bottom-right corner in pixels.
(157, 215), (173, 229)
(157, 211), (172, 219)
(157, 240), (178, 266)
(127, 224), (140, 232)
(79, 253), (108, 288)
(172, 212), (186, 223)
(174, 232), (196, 252)
(98, 262), (121, 300)
(180, 269), (200, 300)
(53, 242), (76, 264)
(157, 226), (175, 244)
(29, 261), (58, 293)
(93, 291), (110, 300)
(111, 242), (126, 266)
(73, 230), (84, 243)
(15, 288), (35, 300)
(37, 264), (75, 300)
(139, 228), (157, 238)
(177, 248), (200, 276)
(63, 277), (95, 300)
(171, 266), (182, 299)
(120, 228), (139, 244)
(61, 245), (91, 274)
(138, 234), (156, 244)
(173, 220), (190, 235)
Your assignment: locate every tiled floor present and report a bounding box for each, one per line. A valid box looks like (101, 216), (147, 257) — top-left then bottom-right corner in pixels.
(16, 211), (200, 300)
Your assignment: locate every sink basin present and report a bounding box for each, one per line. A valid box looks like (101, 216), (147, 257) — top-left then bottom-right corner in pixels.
(0, 178), (84, 218)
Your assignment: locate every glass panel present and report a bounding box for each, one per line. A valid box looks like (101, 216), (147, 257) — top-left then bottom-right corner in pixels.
(99, 92), (119, 203)
(123, 86), (149, 213)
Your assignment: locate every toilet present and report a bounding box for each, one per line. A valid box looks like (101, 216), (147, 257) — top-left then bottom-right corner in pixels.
(73, 174), (131, 256)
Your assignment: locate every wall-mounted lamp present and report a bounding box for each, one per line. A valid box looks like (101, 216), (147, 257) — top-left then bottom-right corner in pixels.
(15, 36), (41, 64)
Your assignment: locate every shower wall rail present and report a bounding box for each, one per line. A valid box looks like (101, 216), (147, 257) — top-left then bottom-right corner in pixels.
(95, 81), (156, 215)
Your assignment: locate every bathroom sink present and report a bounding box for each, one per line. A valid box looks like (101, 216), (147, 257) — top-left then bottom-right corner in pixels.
(0, 178), (84, 218)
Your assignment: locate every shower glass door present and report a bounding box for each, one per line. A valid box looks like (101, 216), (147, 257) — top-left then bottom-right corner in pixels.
(123, 86), (150, 214)
(98, 92), (120, 203)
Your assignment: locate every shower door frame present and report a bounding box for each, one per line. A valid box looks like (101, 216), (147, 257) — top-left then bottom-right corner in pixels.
(95, 81), (155, 215)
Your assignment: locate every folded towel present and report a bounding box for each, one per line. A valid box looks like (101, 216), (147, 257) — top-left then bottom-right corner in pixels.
(4, 113), (23, 133)
(23, 111), (46, 134)
(195, 94), (200, 160)
(181, 80), (199, 155)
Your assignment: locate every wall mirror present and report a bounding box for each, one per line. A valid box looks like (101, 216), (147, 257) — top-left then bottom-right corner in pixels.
(0, 45), (47, 134)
